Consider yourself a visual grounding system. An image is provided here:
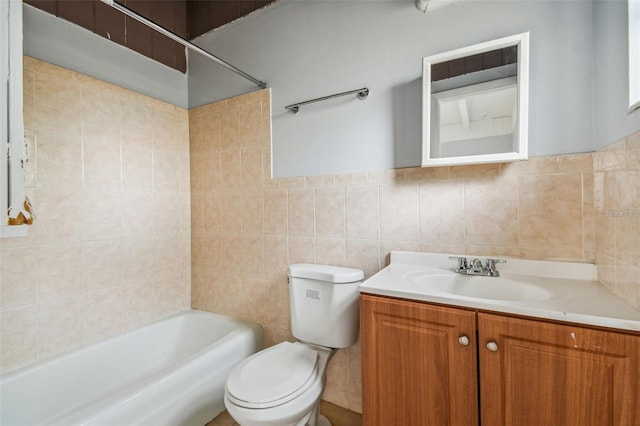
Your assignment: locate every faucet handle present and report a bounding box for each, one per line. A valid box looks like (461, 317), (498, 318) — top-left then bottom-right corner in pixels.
(470, 258), (485, 273)
(485, 258), (506, 276)
(448, 256), (468, 273)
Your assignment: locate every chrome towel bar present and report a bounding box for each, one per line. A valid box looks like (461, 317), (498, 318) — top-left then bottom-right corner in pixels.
(285, 88), (369, 113)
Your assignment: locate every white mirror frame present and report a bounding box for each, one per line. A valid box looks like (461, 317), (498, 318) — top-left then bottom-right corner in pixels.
(422, 32), (529, 167)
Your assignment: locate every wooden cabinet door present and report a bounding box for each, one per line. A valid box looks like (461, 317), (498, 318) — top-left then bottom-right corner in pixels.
(360, 294), (478, 426)
(478, 313), (640, 426)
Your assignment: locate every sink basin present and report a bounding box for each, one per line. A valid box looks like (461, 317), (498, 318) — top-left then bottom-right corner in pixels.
(359, 252), (640, 332)
(403, 271), (553, 302)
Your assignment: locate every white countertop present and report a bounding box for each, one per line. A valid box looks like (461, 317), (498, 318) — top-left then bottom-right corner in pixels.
(359, 252), (640, 333)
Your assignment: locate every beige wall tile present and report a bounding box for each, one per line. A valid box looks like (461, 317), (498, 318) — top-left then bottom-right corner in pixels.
(220, 149), (242, 192)
(241, 148), (264, 190)
(404, 165), (449, 181)
(315, 188), (346, 238)
(0, 58), (190, 374)
(324, 348), (349, 407)
(263, 278), (290, 331)
(81, 79), (121, 126)
(379, 240), (420, 267)
(594, 130), (640, 306)
(316, 237), (346, 266)
(242, 236), (265, 279)
(615, 259), (640, 309)
(379, 183), (419, 241)
(288, 236), (315, 264)
(420, 242), (466, 254)
(37, 300), (85, 359)
(288, 188), (315, 237)
(36, 243), (83, 302)
(614, 216), (640, 254)
(0, 307), (37, 373)
(242, 192), (264, 236)
(23, 69), (36, 130)
(82, 122), (121, 189)
(34, 72), (82, 135)
(264, 236), (288, 283)
(84, 287), (124, 343)
(419, 181), (464, 244)
(220, 192), (243, 236)
(518, 174), (583, 249)
(220, 108), (240, 150)
(0, 248), (37, 310)
(450, 163), (500, 180)
(465, 177), (519, 246)
(122, 190), (154, 237)
(122, 278), (157, 328)
(264, 189), (288, 235)
(559, 153), (593, 174)
(36, 131), (83, 190)
(593, 139), (626, 171)
(346, 239), (380, 279)
(345, 185), (379, 239)
(501, 156), (560, 176)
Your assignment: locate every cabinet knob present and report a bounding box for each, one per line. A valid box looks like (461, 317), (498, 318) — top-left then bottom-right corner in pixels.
(458, 335), (470, 346)
(486, 341), (499, 352)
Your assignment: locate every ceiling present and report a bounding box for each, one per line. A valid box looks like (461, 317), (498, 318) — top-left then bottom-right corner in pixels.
(24, 0), (278, 73)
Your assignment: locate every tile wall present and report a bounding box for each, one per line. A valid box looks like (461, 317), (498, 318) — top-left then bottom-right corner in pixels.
(0, 57), (191, 374)
(190, 89), (597, 413)
(594, 130), (640, 309)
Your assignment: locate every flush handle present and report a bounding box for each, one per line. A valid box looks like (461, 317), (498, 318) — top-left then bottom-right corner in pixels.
(486, 341), (499, 352)
(458, 335), (470, 346)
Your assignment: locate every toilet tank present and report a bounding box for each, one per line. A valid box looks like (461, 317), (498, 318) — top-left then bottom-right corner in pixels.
(288, 264), (364, 348)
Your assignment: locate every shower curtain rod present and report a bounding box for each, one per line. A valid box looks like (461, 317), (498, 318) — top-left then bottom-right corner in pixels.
(100, 0), (267, 89)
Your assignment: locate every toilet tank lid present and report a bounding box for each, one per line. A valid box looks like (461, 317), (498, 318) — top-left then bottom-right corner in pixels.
(288, 263), (364, 283)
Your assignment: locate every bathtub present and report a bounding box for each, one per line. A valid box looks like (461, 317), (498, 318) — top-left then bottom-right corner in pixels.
(0, 309), (263, 426)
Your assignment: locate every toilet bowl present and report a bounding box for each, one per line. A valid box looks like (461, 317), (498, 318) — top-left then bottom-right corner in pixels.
(224, 342), (334, 426)
(223, 263), (363, 426)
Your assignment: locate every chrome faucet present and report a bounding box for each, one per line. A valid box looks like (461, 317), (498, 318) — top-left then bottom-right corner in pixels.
(449, 256), (506, 277)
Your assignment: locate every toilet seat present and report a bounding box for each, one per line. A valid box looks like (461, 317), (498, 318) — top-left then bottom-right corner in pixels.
(225, 342), (319, 409)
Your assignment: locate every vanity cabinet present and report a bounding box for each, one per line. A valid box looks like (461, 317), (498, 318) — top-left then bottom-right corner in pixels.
(478, 312), (640, 426)
(360, 294), (479, 425)
(360, 294), (640, 426)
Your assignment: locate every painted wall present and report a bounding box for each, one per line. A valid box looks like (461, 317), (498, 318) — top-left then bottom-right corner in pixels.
(0, 58), (191, 374)
(22, 4), (189, 108)
(190, 89), (598, 414)
(188, 0), (596, 177)
(593, 0), (640, 150)
(26, 0), (638, 177)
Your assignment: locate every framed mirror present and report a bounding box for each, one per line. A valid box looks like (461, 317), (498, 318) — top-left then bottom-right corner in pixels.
(422, 33), (529, 167)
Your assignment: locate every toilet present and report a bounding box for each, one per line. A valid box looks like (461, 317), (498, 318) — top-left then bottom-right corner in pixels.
(224, 263), (364, 426)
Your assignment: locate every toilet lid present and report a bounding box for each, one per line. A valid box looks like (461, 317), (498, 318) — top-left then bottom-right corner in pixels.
(226, 342), (319, 409)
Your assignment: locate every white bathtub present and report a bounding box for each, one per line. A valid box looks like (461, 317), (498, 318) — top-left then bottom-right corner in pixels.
(0, 309), (263, 426)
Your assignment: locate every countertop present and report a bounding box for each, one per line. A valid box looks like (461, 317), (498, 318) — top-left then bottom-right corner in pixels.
(359, 252), (640, 333)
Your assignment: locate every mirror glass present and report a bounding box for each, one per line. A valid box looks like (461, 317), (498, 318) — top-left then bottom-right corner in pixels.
(422, 33), (529, 167)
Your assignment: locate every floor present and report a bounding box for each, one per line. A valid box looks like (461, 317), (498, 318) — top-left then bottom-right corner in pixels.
(206, 401), (362, 426)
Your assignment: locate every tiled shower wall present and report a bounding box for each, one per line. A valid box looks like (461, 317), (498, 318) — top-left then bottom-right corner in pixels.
(594, 131), (640, 309)
(0, 57), (191, 374)
(189, 89), (597, 413)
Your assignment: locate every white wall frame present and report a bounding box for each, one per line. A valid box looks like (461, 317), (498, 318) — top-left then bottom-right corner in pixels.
(630, 0), (640, 111)
(1, 0), (28, 238)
